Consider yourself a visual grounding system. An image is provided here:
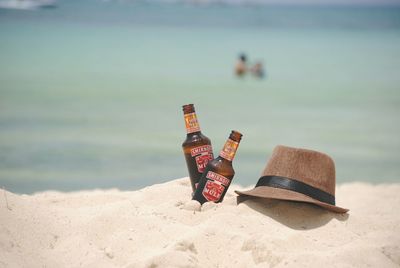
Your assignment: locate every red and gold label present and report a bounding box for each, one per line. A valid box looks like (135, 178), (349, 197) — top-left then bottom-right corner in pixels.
(205, 170), (230, 185)
(184, 113), (200, 134)
(202, 171), (230, 202)
(191, 145), (213, 173)
(219, 139), (239, 161)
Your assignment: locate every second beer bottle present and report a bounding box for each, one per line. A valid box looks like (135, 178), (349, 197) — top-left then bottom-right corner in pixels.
(193, 130), (243, 204)
(182, 104), (214, 192)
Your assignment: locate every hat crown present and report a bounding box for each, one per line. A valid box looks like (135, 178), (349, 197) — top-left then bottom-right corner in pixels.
(262, 145), (336, 195)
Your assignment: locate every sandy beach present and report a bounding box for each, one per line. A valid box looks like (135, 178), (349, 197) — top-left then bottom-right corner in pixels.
(1, 178), (400, 267)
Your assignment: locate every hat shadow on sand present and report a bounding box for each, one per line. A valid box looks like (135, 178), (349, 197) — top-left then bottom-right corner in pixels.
(237, 196), (349, 230)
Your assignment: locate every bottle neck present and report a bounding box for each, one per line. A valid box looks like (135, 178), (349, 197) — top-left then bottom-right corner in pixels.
(219, 138), (240, 162)
(184, 112), (201, 134)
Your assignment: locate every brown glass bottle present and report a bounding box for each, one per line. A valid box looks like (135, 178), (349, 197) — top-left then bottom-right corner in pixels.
(193, 130), (243, 204)
(182, 104), (214, 192)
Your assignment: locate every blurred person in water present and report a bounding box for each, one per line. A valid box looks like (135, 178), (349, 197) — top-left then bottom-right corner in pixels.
(250, 61), (265, 79)
(235, 53), (247, 77)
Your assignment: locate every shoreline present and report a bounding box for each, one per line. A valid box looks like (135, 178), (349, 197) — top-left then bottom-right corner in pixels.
(1, 178), (400, 267)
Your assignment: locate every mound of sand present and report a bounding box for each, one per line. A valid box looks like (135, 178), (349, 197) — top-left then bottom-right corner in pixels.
(1, 178), (400, 267)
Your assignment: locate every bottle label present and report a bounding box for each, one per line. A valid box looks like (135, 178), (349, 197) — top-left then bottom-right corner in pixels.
(219, 139), (239, 161)
(184, 113), (200, 134)
(202, 171), (229, 202)
(191, 145), (213, 173)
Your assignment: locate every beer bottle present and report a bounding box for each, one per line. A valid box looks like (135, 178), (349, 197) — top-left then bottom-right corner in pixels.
(182, 104), (214, 192)
(193, 130), (243, 204)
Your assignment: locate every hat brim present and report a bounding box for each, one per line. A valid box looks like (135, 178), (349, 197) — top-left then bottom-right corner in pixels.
(235, 186), (349, 213)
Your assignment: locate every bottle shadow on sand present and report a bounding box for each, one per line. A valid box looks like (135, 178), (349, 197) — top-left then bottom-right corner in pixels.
(237, 196), (349, 230)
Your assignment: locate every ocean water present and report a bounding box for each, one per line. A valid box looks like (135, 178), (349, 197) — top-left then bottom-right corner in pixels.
(1, 1), (400, 193)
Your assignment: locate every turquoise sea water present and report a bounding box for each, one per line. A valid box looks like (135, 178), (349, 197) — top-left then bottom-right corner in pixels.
(1, 1), (400, 193)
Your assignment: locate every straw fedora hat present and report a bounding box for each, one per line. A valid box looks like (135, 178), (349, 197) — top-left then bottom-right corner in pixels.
(235, 145), (348, 213)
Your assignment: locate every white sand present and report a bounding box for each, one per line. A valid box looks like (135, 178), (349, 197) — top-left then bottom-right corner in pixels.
(1, 178), (400, 268)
